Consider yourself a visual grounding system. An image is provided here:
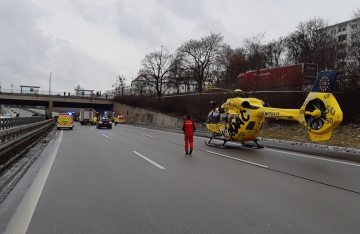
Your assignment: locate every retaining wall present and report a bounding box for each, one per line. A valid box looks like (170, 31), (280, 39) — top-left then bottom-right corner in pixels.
(113, 103), (207, 130)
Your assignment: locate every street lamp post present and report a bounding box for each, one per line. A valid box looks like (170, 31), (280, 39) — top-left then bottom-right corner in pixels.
(49, 72), (52, 95)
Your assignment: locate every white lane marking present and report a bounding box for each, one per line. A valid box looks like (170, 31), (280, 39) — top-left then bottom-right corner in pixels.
(206, 150), (268, 168)
(265, 148), (360, 167)
(102, 134), (109, 138)
(89, 128), (93, 130)
(133, 151), (165, 169)
(5, 131), (63, 234)
(141, 134), (154, 138)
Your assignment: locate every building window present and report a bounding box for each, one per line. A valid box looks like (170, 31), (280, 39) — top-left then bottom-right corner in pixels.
(338, 35), (347, 41)
(351, 24), (358, 29)
(343, 28), (346, 31)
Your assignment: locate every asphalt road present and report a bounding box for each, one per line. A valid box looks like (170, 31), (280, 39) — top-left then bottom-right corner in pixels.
(1, 123), (360, 234)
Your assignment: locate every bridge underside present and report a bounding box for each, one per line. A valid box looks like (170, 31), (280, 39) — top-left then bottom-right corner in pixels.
(0, 96), (114, 119)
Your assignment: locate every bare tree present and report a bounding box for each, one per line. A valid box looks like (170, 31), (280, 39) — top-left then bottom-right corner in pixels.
(132, 76), (147, 95)
(116, 75), (126, 95)
(215, 45), (248, 89)
(138, 46), (179, 97)
(285, 17), (334, 70)
(178, 32), (224, 93)
(243, 32), (268, 88)
(243, 32), (268, 70)
(346, 8), (360, 79)
(167, 58), (189, 94)
(265, 37), (287, 68)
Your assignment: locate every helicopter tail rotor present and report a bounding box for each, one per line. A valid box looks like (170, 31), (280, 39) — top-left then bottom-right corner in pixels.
(299, 71), (343, 141)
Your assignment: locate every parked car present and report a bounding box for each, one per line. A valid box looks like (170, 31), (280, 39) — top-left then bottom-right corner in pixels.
(96, 118), (112, 129)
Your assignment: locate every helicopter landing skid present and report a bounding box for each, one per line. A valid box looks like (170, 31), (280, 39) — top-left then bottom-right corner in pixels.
(205, 136), (229, 148)
(241, 139), (264, 149)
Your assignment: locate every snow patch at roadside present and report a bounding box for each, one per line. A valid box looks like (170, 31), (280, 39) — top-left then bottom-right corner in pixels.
(259, 138), (360, 155)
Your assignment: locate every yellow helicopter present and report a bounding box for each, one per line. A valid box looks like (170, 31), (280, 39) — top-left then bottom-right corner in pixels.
(204, 70), (343, 148)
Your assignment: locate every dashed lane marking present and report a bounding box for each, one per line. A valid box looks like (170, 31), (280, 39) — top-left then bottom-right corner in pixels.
(133, 151), (165, 170)
(141, 134), (154, 138)
(206, 150), (268, 168)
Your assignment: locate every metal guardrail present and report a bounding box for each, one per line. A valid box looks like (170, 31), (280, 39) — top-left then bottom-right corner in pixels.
(0, 119), (54, 158)
(0, 116), (46, 131)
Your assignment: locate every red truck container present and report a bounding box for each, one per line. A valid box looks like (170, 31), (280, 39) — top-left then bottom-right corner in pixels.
(237, 63), (318, 91)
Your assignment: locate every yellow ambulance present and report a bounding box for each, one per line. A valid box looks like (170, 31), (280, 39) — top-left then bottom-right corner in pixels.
(57, 113), (74, 130)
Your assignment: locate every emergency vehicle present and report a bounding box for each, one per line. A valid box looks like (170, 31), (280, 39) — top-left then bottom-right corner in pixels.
(117, 115), (125, 124)
(57, 113), (74, 130)
(79, 108), (96, 125)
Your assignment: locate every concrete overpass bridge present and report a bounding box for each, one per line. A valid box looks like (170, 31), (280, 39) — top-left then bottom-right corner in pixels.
(0, 93), (114, 118)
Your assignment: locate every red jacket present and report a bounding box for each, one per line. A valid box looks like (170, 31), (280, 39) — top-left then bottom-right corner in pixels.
(182, 120), (196, 136)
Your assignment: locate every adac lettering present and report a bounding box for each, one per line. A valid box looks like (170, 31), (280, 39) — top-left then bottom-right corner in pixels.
(228, 110), (250, 137)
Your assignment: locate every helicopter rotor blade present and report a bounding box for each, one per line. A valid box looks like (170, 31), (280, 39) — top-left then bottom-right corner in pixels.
(158, 92), (231, 98)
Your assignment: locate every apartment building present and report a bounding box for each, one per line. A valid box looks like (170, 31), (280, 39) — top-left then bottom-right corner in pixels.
(327, 19), (358, 43)
(325, 17), (360, 88)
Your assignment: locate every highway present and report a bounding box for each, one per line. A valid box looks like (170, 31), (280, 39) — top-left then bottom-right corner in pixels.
(1, 123), (360, 233)
(2, 107), (57, 118)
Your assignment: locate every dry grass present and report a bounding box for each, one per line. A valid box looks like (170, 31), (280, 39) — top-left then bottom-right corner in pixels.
(260, 121), (360, 150)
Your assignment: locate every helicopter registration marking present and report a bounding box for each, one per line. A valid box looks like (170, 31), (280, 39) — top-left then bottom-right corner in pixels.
(207, 151), (268, 168)
(264, 111), (280, 116)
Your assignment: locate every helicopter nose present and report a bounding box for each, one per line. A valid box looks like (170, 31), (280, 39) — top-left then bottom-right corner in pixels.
(305, 109), (322, 118)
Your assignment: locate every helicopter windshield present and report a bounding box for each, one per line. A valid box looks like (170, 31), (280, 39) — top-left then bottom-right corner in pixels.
(206, 110), (220, 124)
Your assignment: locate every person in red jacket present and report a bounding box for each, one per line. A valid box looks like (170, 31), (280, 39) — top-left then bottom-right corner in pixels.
(181, 115), (196, 155)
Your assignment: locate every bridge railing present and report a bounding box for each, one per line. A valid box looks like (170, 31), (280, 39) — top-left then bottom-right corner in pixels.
(0, 89), (115, 99)
(0, 117), (46, 131)
(0, 119), (54, 160)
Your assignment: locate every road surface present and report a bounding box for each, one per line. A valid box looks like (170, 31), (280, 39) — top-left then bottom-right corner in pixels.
(1, 123), (359, 234)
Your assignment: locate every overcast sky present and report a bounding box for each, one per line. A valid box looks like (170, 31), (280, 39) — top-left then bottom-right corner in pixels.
(1, 0), (359, 95)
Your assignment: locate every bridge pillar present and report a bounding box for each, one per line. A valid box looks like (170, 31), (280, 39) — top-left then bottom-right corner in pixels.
(0, 104), (4, 115)
(45, 101), (53, 119)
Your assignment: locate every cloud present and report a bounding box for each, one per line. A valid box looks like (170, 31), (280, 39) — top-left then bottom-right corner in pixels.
(0, 0), (51, 90)
(1, 0), (359, 95)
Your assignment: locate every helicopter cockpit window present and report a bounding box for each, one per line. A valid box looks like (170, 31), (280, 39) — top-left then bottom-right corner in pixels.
(206, 111), (214, 123)
(206, 110), (220, 123)
(246, 121), (256, 130)
(213, 111), (220, 123)
(222, 113), (228, 123)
